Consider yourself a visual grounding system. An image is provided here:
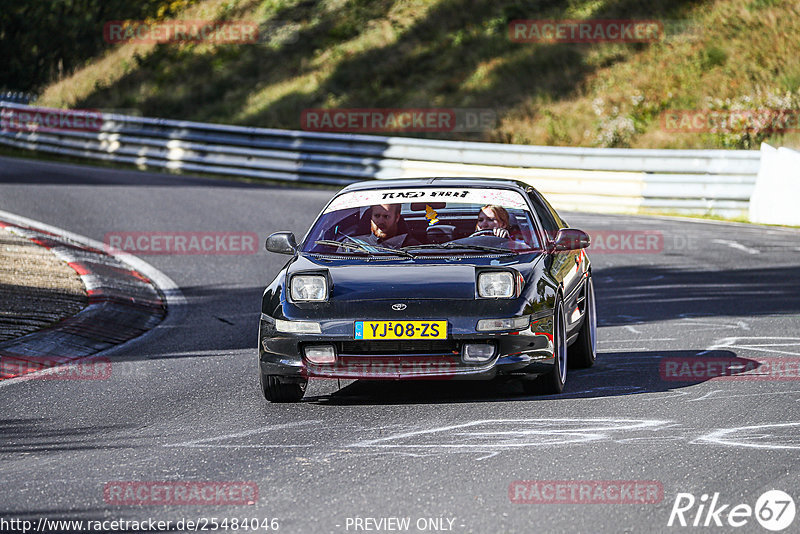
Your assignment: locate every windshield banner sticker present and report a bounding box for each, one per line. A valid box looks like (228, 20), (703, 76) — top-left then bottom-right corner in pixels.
(324, 188), (529, 213)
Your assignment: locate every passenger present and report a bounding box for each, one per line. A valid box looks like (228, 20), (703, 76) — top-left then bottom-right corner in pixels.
(354, 204), (418, 248)
(473, 205), (511, 238)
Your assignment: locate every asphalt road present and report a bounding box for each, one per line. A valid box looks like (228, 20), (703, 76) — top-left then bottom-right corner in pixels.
(1, 155), (800, 534)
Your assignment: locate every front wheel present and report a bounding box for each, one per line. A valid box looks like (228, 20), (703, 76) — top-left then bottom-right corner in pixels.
(523, 298), (567, 395)
(259, 372), (307, 402)
(568, 275), (597, 369)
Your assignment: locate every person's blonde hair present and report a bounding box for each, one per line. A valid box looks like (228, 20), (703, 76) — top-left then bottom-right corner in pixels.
(475, 205), (509, 231)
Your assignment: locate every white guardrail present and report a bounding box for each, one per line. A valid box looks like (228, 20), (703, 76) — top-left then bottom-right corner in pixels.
(0, 101), (771, 219)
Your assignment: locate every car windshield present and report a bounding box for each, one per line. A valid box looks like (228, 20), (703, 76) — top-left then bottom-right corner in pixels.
(302, 187), (541, 256)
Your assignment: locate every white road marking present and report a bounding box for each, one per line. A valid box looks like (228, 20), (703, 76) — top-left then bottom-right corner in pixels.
(598, 338), (677, 343)
(687, 390), (725, 402)
(697, 337), (736, 355)
(725, 345), (800, 357)
(718, 337), (800, 340)
(165, 421), (321, 448)
(698, 336), (800, 357)
(712, 239), (760, 254)
(598, 348), (663, 353)
(676, 318), (750, 334)
(348, 418), (670, 454)
(596, 354), (667, 359)
(162, 418), (675, 460)
(615, 436), (687, 444)
(689, 390), (800, 402)
(557, 386), (647, 397)
(682, 319), (747, 330)
(643, 391), (691, 401)
(695, 422), (800, 450)
(734, 342), (800, 347)
(161, 416), (800, 455)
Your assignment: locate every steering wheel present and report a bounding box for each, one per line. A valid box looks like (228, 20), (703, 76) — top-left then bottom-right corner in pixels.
(470, 229), (510, 238)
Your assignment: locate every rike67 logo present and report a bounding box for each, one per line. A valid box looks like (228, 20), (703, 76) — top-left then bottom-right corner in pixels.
(668, 490), (796, 531)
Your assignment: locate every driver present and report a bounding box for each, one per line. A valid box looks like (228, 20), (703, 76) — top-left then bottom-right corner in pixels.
(473, 205), (511, 238)
(355, 204), (418, 248)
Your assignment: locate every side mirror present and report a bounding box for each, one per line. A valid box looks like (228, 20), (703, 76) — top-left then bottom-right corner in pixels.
(265, 232), (297, 255)
(553, 228), (590, 251)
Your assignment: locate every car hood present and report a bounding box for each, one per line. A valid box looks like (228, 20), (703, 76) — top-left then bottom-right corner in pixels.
(336, 264), (481, 300)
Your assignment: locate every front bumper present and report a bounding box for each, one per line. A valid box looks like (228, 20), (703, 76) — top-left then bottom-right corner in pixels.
(258, 313), (555, 380)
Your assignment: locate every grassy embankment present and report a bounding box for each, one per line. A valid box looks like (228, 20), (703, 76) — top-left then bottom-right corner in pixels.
(36, 0), (800, 149)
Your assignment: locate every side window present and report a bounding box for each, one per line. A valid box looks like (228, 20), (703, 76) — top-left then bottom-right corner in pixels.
(526, 189), (560, 243)
(540, 194), (568, 229)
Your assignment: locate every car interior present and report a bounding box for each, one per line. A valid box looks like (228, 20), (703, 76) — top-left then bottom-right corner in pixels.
(308, 203), (539, 251)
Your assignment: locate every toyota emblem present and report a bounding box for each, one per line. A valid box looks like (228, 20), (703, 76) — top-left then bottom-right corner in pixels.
(392, 303), (407, 311)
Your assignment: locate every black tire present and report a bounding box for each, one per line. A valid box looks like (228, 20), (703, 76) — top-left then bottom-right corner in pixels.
(568, 275), (597, 369)
(522, 297), (567, 395)
(259, 372), (307, 403)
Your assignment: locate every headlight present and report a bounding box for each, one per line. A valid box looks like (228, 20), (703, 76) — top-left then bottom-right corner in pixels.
(477, 316), (529, 332)
(478, 271), (515, 298)
(275, 319), (321, 334)
(290, 274), (327, 301)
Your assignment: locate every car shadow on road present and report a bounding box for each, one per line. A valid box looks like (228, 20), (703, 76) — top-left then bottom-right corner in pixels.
(304, 349), (758, 405)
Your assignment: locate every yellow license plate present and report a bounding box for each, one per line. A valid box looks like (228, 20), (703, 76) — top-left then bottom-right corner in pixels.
(355, 320), (447, 340)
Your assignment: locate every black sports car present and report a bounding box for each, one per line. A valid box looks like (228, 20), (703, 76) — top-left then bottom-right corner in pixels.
(258, 177), (596, 402)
